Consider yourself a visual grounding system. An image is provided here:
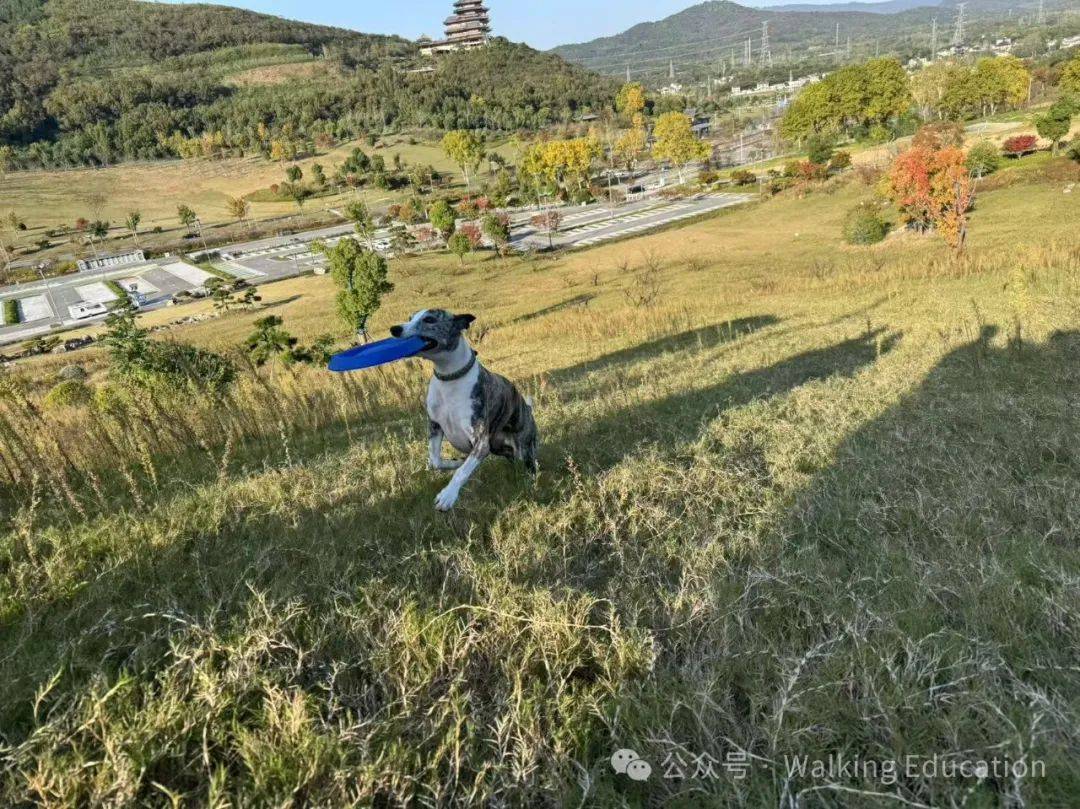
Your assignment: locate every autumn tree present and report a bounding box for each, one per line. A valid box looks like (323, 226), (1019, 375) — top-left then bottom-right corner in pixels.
(652, 112), (710, 183)
(886, 145), (975, 252)
(1061, 54), (1080, 99)
(442, 130), (485, 190)
(226, 196), (250, 225)
(615, 113), (648, 170)
(531, 210), (562, 250)
(616, 82), (646, 118)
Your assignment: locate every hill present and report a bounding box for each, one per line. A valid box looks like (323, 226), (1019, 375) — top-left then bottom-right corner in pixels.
(2, 143), (1078, 804)
(550, 0), (1060, 80)
(0, 0), (617, 168)
(760, 0), (933, 13)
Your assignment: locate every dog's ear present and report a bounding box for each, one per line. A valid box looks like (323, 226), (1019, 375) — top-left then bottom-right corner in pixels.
(453, 314), (476, 330)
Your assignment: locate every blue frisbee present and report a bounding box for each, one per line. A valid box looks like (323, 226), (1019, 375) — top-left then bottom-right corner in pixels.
(328, 336), (430, 372)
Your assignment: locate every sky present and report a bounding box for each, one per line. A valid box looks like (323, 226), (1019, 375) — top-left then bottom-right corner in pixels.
(157, 1), (856, 50)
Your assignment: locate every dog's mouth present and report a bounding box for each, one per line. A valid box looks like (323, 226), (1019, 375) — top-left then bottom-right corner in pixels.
(417, 338), (440, 352)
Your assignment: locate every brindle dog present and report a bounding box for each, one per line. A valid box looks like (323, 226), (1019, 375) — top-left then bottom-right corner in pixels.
(390, 310), (539, 511)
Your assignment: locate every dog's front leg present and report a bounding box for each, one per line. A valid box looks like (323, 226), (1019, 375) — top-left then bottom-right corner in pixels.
(435, 435), (489, 512)
(429, 422), (463, 472)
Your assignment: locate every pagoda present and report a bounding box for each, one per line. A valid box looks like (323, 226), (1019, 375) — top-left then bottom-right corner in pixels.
(421, 1), (491, 54)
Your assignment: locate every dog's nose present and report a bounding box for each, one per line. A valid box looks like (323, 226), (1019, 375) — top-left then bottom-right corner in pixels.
(390, 325), (404, 338)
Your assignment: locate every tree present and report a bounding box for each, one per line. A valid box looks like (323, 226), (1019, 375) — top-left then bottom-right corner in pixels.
(972, 57), (1030, 117)
(177, 205), (197, 234)
(389, 223), (416, 255)
(286, 165), (303, 183)
(1067, 138), (1080, 178)
(615, 114), (648, 170)
(441, 130), (484, 190)
(226, 196), (249, 225)
(281, 182), (311, 213)
(806, 136), (835, 166)
(310, 163), (326, 188)
(965, 141), (1000, 178)
(448, 231), (473, 265)
(885, 145), (974, 252)
(246, 316), (298, 366)
(1062, 54), (1080, 99)
(125, 211), (141, 247)
(317, 237), (393, 341)
(87, 220), (110, 255)
(481, 213), (511, 256)
(616, 82), (646, 117)
(531, 210), (562, 250)
(652, 112), (710, 183)
(428, 200), (457, 241)
(1034, 102), (1072, 155)
(345, 201), (375, 248)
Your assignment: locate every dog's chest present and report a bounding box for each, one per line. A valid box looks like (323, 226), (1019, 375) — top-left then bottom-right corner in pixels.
(428, 373), (480, 454)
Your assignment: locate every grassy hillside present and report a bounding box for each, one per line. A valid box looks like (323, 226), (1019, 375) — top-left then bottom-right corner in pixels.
(1, 152), (1078, 804)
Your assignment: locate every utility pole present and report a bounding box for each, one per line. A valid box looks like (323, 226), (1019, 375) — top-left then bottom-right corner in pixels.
(847, 35), (852, 59)
(759, 21), (772, 68)
(930, 17), (938, 60)
(669, 59), (675, 80)
(626, 64), (631, 83)
(952, 2), (966, 48)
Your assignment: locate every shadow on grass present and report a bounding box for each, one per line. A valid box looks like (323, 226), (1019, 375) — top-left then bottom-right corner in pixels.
(501, 293), (596, 327)
(546, 315), (782, 388)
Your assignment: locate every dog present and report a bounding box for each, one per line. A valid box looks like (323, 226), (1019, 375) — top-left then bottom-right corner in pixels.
(390, 309), (539, 511)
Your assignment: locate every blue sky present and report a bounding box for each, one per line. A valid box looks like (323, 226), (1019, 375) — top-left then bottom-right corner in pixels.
(156, 1), (844, 49)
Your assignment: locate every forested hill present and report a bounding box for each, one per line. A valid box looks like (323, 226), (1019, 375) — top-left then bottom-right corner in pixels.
(551, 1), (938, 76)
(0, 0), (617, 167)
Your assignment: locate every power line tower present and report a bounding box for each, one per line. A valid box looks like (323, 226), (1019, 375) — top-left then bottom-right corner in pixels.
(952, 2), (966, 48)
(759, 21), (773, 68)
(1037, 0), (1045, 25)
(930, 17), (938, 59)
(745, 37), (752, 66)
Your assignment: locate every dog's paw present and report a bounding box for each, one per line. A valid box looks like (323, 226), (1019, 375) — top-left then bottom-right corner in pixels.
(435, 486), (460, 512)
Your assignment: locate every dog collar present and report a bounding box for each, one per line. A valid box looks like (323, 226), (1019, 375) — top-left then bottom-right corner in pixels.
(435, 351), (477, 382)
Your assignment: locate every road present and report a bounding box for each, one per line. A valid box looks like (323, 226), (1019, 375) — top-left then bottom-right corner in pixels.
(0, 189), (752, 348)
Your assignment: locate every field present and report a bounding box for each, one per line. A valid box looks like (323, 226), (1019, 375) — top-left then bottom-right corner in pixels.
(1, 158), (1079, 806)
(0, 137), (511, 261)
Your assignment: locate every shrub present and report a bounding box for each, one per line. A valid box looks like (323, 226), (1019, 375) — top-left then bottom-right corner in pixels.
(56, 365), (88, 383)
(783, 161), (802, 178)
(1002, 135), (1038, 158)
(843, 201), (889, 245)
(2, 299), (19, 325)
(964, 141), (999, 178)
(829, 151), (852, 172)
(730, 169), (757, 186)
(806, 136), (835, 166)
(1068, 137), (1080, 165)
(44, 379), (91, 410)
(913, 122), (965, 150)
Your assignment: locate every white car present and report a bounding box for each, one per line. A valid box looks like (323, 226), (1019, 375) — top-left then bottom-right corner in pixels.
(68, 302), (109, 321)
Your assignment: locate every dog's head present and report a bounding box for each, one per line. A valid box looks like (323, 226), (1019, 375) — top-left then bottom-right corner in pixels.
(390, 309), (476, 353)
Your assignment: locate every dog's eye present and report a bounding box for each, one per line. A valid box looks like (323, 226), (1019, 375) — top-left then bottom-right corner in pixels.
(422, 316), (437, 324)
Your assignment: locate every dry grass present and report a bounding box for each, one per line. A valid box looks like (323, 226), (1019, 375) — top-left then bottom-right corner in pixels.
(1, 165), (1078, 806)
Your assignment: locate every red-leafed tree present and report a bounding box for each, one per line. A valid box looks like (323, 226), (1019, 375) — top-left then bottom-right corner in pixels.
(1002, 135), (1038, 158)
(886, 145), (975, 252)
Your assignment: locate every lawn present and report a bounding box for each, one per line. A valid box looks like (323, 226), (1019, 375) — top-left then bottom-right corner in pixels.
(1, 160), (1078, 806)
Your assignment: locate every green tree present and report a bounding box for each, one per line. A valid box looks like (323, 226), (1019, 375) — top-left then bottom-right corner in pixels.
(1062, 54), (1080, 99)
(428, 200), (457, 241)
(310, 163), (326, 188)
(441, 130), (484, 190)
(88, 220), (110, 255)
(806, 136), (835, 166)
(345, 201), (375, 248)
(317, 237), (393, 341)
(965, 141), (1000, 178)
(652, 112), (710, 183)
(281, 182), (311, 213)
(285, 165), (303, 183)
(177, 205), (197, 233)
(448, 231), (473, 265)
(1034, 102), (1072, 156)
(481, 213), (511, 256)
(245, 315), (298, 366)
(125, 211), (141, 247)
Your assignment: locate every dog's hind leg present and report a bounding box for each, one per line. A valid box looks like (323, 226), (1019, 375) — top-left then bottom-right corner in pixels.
(435, 435), (490, 511)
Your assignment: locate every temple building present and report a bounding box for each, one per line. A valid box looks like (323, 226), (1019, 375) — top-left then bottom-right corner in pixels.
(420, 1), (492, 55)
